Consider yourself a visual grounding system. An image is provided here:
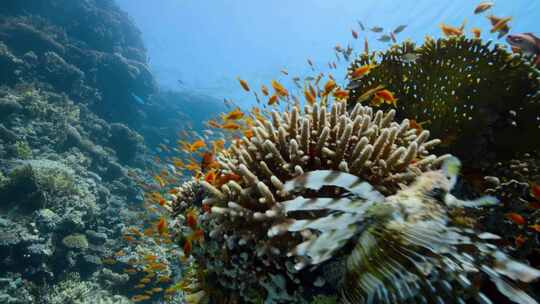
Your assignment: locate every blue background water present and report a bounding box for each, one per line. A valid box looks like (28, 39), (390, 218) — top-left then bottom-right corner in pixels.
(117, 0), (539, 107)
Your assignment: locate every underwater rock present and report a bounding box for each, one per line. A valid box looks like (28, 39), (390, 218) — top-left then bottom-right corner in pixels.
(108, 123), (144, 164)
(40, 51), (84, 92)
(0, 96), (22, 118)
(61, 234), (89, 251)
(34, 208), (61, 232)
(85, 230), (108, 245)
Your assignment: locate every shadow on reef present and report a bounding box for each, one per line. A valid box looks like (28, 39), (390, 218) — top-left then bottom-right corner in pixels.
(346, 36), (540, 167)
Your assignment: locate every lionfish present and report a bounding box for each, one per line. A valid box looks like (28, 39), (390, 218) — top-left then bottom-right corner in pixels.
(269, 157), (540, 304)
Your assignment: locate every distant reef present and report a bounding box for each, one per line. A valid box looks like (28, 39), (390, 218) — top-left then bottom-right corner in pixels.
(0, 1), (222, 303)
(0, 0), (156, 125)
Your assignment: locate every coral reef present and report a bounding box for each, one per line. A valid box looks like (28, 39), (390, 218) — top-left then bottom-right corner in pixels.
(169, 101), (448, 302)
(346, 36), (540, 165)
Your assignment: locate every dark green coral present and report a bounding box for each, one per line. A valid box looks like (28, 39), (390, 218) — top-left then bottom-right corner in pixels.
(347, 36), (540, 164)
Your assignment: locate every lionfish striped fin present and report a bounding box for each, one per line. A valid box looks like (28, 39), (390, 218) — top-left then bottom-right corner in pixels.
(283, 170), (384, 202)
(342, 219), (540, 304)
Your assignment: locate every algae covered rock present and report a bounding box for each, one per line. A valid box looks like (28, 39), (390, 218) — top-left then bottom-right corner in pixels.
(347, 36), (540, 164)
(62, 234), (89, 250)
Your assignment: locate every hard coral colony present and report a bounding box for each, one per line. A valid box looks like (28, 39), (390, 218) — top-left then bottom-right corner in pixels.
(158, 3), (540, 304)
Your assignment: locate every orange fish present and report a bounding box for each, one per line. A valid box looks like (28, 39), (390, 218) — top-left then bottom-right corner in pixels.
(440, 21), (465, 37)
(333, 89), (349, 100)
(200, 151), (216, 171)
(157, 217), (168, 236)
(351, 64), (375, 79)
(529, 224), (540, 233)
(154, 175), (166, 188)
(351, 29), (358, 39)
(188, 140), (206, 152)
(474, 1), (494, 14)
(372, 89), (398, 107)
(186, 209), (198, 229)
(216, 172), (242, 187)
(221, 122), (241, 130)
(271, 80), (289, 97)
(183, 238), (193, 256)
(132, 295), (151, 302)
(237, 77), (250, 92)
(244, 129), (254, 138)
(192, 229), (205, 242)
(304, 86), (316, 105)
(204, 170), (216, 184)
(224, 108), (244, 120)
(490, 16), (511, 34)
(506, 212), (526, 225)
(261, 85), (270, 96)
(515, 234), (526, 248)
(208, 119), (221, 129)
(322, 79), (336, 96)
(268, 94), (279, 105)
(471, 27), (481, 38)
(202, 203), (211, 213)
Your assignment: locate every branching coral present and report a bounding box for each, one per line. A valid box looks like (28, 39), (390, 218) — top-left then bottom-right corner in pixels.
(346, 36), (540, 164)
(169, 101), (447, 302)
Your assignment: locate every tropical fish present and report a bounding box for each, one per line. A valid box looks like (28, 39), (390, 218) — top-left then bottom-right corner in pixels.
(333, 89), (349, 100)
(332, 62), (337, 69)
(157, 217), (168, 236)
(393, 24), (407, 34)
(471, 27), (482, 38)
(188, 140), (206, 152)
(506, 212), (526, 225)
(350, 64), (376, 79)
(364, 37), (369, 54)
(267, 94), (279, 105)
(271, 80), (289, 97)
(307, 58), (314, 67)
(390, 32), (397, 43)
(275, 159), (540, 304)
(490, 16), (512, 34)
(531, 182), (540, 199)
(223, 108), (244, 120)
(154, 175), (166, 188)
(357, 20), (365, 31)
(322, 79), (336, 96)
(200, 151), (217, 171)
(487, 15), (510, 38)
(280, 69), (288, 76)
(261, 84), (270, 96)
(131, 295), (151, 302)
(506, 33), (540, 65)
(253, 91), (261, 104)
(474, 1), (494, 14)
(377, 34), (392, 42)
(401, 52), (420, 63)
(237, 77), (250, 92)
(530, 224), (540, 233)
(221, 122), (241, 130)
(372, 89), (398, 107)
(351, 29), (359, 39)
(440, 21), (465, 37)
(370, 26), (383, 33)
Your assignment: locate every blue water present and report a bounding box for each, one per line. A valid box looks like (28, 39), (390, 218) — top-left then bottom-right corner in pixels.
(117, 0), (539, 108)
